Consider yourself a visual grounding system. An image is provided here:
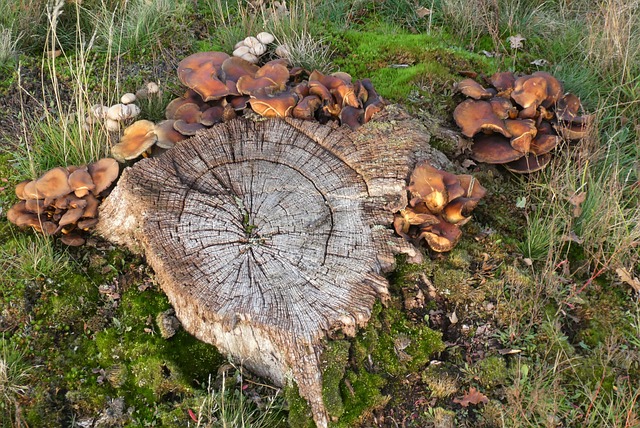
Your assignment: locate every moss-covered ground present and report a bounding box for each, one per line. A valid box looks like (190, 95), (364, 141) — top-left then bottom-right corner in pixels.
(1, 1), (639, 427)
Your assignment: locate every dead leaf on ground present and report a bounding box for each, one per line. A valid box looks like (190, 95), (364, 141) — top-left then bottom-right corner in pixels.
(416, 7), (431, 18)
(453, 387), (489, 407)
(507, 34), (526, 49)
(531, 58), (549, 66)
(616, 267), (640, 293)
(568, 191), (587, 217)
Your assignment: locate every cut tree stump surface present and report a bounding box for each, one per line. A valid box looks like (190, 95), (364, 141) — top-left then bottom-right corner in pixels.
(96, 106), (450, 427)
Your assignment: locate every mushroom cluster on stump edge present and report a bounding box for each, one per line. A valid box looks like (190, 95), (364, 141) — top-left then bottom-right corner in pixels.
(96, 107), (451, 427)
(112, 51), (387, 162)
(394, 161), (487, 252)
(8, 158), (119, 246)
(453, 71), (590, 173)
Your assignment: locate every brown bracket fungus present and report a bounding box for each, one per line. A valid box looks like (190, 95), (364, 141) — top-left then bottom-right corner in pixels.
(95, 107), (452, 427)
(394, 161), (486, 253)
(8, 158), (120, 246)
(453, 71), (589, 173)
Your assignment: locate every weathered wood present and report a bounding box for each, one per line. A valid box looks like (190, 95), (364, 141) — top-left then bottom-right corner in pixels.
(96, 105), (450, 427)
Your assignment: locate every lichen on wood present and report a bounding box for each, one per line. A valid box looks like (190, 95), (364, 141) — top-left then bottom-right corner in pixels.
(96, 106), (449, 426)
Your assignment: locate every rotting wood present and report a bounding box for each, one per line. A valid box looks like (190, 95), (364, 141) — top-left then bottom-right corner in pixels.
(96, 105), (451, 427)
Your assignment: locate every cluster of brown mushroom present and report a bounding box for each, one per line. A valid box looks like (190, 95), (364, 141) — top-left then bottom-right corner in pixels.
(110, 51), (385, 161)
(7, 158), (119, 246)
(394, 161), (486, 252)
(453, 71), (590, 173)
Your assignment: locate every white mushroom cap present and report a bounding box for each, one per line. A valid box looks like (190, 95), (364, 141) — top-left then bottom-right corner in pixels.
(84, 115), (96, 125)
(243, 36), (261, 49)
(249, 42), (267, 56)
(91, 104), (109, 119)
(127, 104), (141, 118)
(256, 32), (275, 44)
(105, 118), (120, 131)
(234, 40), (247, 49)
(146, 81), (159, 94)
(121, 93), (137, 104)
(240, 52), (259, 64)
(233, 46), (251, 57)
(107, 104), (130, 121)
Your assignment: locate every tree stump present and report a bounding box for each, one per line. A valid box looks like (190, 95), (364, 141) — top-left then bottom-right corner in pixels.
(96, 105), (450, 427)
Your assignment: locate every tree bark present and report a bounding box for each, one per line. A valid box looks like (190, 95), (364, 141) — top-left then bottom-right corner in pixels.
(96, 105), (450, 427)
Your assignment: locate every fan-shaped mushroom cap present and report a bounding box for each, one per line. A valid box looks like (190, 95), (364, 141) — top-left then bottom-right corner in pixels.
(556, 93), (582, 122)
(177, 51), (230, 101)
(58, 206), (85, 228)
(340, 106), (364, 129)
(77, 218), (99, 230)
(418, 219), (463, 252)
(489, 97), (517, 119)
(111, 120), (157, 161)
(24, 198), (45, 214)
(532, 71), (563, 108)
(361, 78), (385, 122)
(248, 93), (298, 118)
(457, 174), (487, 200)
(441, 171), (465, 203)
(36, 167), (72, 199)
(441, 198), (474, 225)
(553, 122), (589, 140)
(453, 99), (511, 138)
(199, 106), (225, 126)
(68, 168), (96, 198)
(254, 62), (290, 89)
(7, 200), (29, 224)
(332, 71), (353, 84)
(173, 120), (207, 136)
(489, 71), (516, 93)
(393, 206), (439, 239)
(221, 56), (259, 82)
(165, 97), (194, 120)
(229, 95), (250, 111)
(60, 233), (85, 246)
(22, 180), (40, 199)
(88, 158), (119, 195)
(511, 75), (548, 109)
(505, 119), (537, 154)
(530, 133), (560, 156)
(310, 70), (359, 108)
(293, 95), (322, 120)
(504, 153), (552, 173)
(154, 120), (188, 149)
(15, 180), (30, 200)
(407, 161), (448, 214)
(456, 78), (493, 99)
(82, 193), (100, 218)
(173, 102), (202, 123)
(471, 133), (524, 164)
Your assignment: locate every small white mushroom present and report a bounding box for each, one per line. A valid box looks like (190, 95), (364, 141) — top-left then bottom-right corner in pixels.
(275, 44), (291, 59)
(127, 104), (141, 119)
(90, 104), (109, 119)
(84, 115), (96, 125)
(107, 104), (130, 121)
(249, 42), (267, 56)
(240, 52), (259, 64)
(121, 93), (137, 104)
(234, 40), (247, 49)
(243, 36), (261, 49)
(105, 118), (120, 132)
(146, 81), (159, 94)
(233, 45), (251, 57)
(256, 32), (275, 44)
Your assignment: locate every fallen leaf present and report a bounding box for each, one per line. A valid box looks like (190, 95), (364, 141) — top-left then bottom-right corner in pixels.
(616, 267), (640, 293)
(523, 257), (533, 266)
(453, 387), (489, 407)
(516, 196), (526, 208)
(568, 191), (587, 217)
(188, 408), (198, 422)
(531, 58), (549, 66)
(507, 34), (526, 49)
(416, 6), (431, 18)
(562, 231), (584, 244)
(480, 50), (494, 57)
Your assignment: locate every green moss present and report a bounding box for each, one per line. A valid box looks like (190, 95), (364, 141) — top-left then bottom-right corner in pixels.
(284, 383), (315, 428)
(321, 340), (350, 418)
(337, 369), (387, 427)
(331, 30), (497, 103)
(474, 356), (508, 389)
